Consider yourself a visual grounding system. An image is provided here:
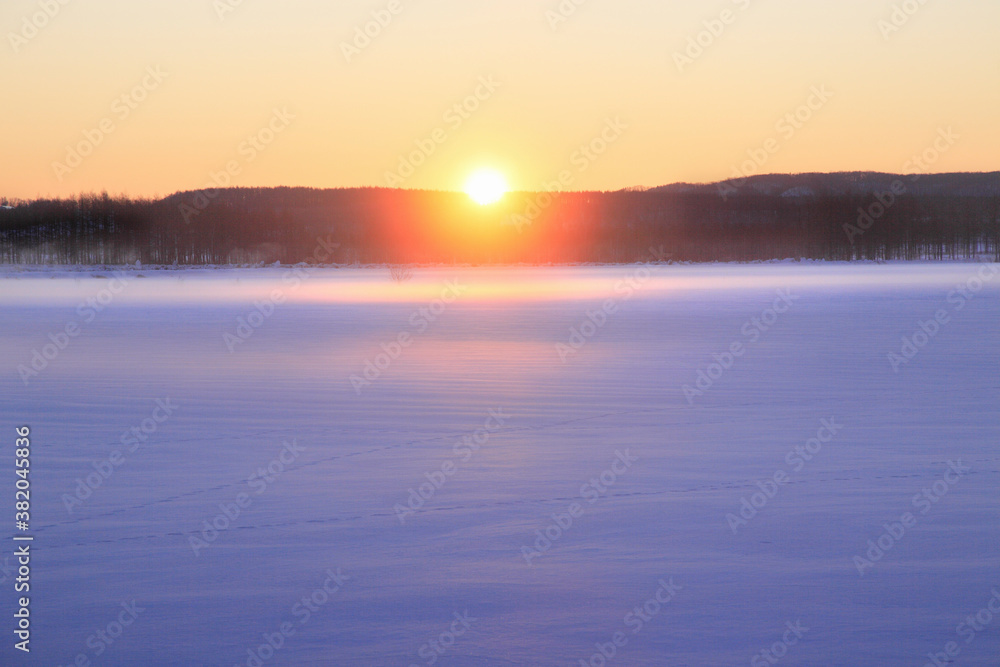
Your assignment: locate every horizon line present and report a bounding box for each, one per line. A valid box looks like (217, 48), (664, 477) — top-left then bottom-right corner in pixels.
(5, 169), (1000, 203)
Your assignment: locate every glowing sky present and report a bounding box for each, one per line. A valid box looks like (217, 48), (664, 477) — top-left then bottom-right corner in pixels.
(2, 0), (998, 199)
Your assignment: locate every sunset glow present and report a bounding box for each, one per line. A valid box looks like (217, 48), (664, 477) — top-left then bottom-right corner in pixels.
(4, 1), (1000, 664)
(2, 1), (998, 199)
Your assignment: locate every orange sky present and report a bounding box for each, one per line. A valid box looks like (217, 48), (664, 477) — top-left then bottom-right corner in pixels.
(2, 0), (998, 200)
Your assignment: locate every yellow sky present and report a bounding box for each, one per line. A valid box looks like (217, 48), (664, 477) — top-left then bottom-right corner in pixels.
(1, 0), (998, 199)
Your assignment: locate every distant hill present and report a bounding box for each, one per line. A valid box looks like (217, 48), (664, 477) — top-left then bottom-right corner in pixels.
(649, 172), (1000, 198)
(2, 173), (998, 265)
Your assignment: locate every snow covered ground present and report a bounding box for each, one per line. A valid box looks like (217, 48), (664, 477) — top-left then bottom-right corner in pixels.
(1, 263), (998, 666)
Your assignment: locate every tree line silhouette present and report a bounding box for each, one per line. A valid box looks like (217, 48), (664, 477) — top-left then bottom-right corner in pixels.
(1, 173), (997, 265)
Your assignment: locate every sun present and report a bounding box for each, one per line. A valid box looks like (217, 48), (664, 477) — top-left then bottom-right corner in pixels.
(464, 169), (508, 205)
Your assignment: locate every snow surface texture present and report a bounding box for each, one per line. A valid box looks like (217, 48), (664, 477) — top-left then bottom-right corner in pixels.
(1, 264), (998, 666)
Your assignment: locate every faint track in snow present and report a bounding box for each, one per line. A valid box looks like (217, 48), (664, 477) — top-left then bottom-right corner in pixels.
(28, 407), (664, 535)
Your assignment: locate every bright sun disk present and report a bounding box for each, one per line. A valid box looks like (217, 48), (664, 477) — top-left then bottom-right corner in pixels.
(465, 169), (508, 205)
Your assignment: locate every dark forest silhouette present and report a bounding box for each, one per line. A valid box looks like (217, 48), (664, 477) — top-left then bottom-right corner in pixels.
(1, 172), (998, 265)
